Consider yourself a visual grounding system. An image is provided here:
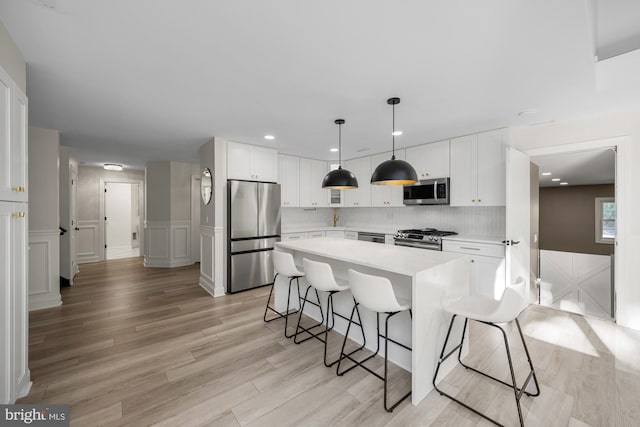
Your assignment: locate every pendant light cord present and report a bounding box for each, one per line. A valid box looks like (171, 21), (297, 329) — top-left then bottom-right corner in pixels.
(338, 122), (342, 168)
(391, 102), (396, 160)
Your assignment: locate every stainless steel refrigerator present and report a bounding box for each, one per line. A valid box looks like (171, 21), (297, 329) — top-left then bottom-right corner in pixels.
(227, 180), (281, 293)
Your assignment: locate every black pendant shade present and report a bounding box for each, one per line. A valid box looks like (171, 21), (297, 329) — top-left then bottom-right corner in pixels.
(322, 119), (359, 189)
(322, 166), (359, 189)
(371, 97), (418, 186)
(370, 156), (418, 185)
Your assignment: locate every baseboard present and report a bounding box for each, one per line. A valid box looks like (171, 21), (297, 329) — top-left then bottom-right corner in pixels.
(144, 259), (194, 268)
(29, 294), (62, 311)
(199, 275), (216, 297)
(16, 372), (32, 401)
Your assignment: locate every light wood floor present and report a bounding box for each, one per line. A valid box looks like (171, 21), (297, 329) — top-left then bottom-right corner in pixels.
(20, 258), (640, 426)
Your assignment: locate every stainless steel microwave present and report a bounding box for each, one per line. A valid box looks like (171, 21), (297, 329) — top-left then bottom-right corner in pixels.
(403, 178), (450, 205)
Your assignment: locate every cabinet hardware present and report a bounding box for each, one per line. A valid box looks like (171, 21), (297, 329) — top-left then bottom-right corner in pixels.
(472, 199), (476, 202)
(11, 186), (25, 192)
(478, 199), (481, 203)
(11, 212), (25, 218)
(460, 247), (481, 251)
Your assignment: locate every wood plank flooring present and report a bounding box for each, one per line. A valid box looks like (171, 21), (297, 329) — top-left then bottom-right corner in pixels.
(19, 258), (640, 426)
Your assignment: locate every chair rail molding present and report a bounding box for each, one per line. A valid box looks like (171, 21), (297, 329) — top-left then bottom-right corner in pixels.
(144, 220), (193, 268)
(28, 229), (61, 310)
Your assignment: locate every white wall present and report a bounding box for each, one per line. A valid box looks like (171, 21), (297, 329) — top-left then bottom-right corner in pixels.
(0, 21), (25, 93)
(28, 127), (61, 310)
(510, 110), (640, 330)
(144, 161), (198, 268)
(77, 166), (144, 263)
(106, 182), (132, 249)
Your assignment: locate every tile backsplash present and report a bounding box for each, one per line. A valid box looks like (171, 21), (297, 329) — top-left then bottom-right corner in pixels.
(282, 206), (505, 237)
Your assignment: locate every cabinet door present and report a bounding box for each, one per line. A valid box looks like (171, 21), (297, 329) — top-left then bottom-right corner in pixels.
(407, 140), (449, 180)
(470, 255), (505, 300)
(345, 157), (371, 207)
(476, 130), (505, 206)
(11, 203), (28, 397)
(299, 158), (313, 207)
(450, 135), (477, 207)
(0, 68), (13, 202)
(0, 203), (11, 403)
(308, 231), (325, 238)
(370, 151), (405, 207)
(423, 140), (450, 179)
(227, 142), (253, 180)
(278, 155), (299, 207)
(11, 87), (28, 202)
(310, 159), (329, 207)
(252, 147), (278, 182)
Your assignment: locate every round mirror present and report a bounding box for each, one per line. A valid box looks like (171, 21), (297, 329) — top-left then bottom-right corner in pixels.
(201, 168), (213, 205)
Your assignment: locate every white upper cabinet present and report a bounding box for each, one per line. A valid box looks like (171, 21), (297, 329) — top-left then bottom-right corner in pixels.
(278, 154), (299, 207)
(227, 141), (278, 182)
(370, 150), (406, 207)
(0, 67), (28, 203)
(343, 156), (372, 207)
(299, 158), (328, 207)
(406, 140), (450, 180)
(450, 129), (506, 207)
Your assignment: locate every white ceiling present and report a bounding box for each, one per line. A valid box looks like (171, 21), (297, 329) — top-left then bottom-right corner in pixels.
(596, 0), (640, 60)
(533, 148), (615, 187)
(1, 0), (639, 170)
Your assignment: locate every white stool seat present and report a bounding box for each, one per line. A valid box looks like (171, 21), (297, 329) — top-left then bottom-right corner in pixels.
(348, 269), (410, 313)
(273, 251), (305, 277)
(303, 258), (349, 293)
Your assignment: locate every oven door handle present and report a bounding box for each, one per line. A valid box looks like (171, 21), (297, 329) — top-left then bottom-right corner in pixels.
(434, 180), (438, 201)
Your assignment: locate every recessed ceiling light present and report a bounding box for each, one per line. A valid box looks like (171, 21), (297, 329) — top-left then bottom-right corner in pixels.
(551, 178), (561, 182)
(392, 131), (403, 136)
(541, 172), (552, 176)
(330, 148), (339, 152)
(104, 164), (123, 171)
(264, 135), (275, 140)
(560, 182), (568, 185)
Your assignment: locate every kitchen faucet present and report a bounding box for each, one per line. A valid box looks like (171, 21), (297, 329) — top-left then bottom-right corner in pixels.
(333, 209), (339, 227)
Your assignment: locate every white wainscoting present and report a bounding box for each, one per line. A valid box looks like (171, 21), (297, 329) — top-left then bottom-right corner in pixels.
(539, 249), (613, 319)
(199, 225), (215, 296)
(77, 220), (101, 264)
(28, 230), (61, 310)
(144, 221), (193, 268)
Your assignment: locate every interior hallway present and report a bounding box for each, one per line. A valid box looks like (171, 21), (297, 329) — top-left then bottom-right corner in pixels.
(19, 259), (640, 426)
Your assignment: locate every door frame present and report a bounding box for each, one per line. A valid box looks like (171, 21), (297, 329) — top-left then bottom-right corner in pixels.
(524, 136), (626, 321)
(100, 178), (144, 261)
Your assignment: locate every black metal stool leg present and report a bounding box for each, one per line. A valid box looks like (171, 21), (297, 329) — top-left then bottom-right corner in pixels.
(516, 318), (540, 397)
(293, 286), (326, 344)
(383, 312), (412, 412)
(264, 274), (301, 326)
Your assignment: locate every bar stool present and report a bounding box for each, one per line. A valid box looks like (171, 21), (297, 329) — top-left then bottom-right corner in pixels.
(263, 251), (304, 338)
(432, 277), (540, 427)
(337, 269), (412, 412)
(294, 258), (366, 367)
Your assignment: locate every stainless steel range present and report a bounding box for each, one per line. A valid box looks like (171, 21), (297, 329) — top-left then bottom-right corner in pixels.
(394, 228), (458, 251)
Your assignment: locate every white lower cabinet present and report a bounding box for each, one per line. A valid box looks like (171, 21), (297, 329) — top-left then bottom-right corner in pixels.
(0, 201), (30, 403)
(344, 231), (358, 240)
(442, 239), (505, 300)
(325, 230), (344, 238)
(307, 231), (325, 238)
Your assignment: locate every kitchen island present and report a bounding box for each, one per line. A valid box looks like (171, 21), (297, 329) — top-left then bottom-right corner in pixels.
(274, 237), (470, 405)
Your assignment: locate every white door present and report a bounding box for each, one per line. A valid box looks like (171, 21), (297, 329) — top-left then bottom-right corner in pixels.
(105, 183), (133, 260)
(505, 147), (531, 290)
(69, 162), (78, 282)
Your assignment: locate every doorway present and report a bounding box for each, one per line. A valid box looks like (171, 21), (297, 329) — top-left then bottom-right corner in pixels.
(105, 182), (142, 260)
(531, 148), (616, 320)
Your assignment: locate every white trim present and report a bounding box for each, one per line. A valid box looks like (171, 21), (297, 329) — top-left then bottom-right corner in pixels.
(76, 220), (101, 264)
(143, 220), (193, 268)
(28, 230), (61, 310)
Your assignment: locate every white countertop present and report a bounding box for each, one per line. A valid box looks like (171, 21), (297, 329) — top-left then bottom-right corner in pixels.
(275, 237), (467, 276)
(441, 235), (505, 245)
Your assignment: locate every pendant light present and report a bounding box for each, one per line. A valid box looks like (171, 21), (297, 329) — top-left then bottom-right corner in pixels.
(370, 97), (418, 185)
(322, 119), (359, 189)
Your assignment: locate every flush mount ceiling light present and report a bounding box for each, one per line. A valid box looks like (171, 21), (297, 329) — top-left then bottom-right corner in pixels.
(103, 163), (123, 171)
(370, 97), (418, 186)
(330, 148), (339, 152)
(322, 119), (358, 190)
(264, 135), (275, 140)
(541, 172), (552, 176)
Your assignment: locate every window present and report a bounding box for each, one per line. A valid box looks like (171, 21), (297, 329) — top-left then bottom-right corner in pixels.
(595, 197), (616, 244)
